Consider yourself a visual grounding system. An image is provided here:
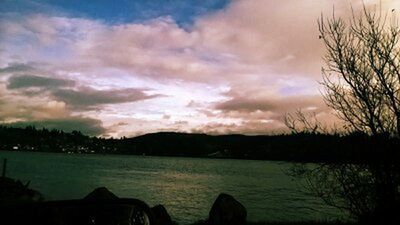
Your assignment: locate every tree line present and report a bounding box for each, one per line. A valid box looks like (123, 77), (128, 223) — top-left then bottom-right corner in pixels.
(1, 125), (398, 163)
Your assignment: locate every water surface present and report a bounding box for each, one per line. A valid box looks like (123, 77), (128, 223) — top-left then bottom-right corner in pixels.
(0, 151), (344, 224)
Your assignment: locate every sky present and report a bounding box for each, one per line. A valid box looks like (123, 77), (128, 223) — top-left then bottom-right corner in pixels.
(0, 0), (399, 137)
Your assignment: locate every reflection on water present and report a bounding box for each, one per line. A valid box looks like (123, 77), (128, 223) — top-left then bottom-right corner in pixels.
(0, 151), (345, 224)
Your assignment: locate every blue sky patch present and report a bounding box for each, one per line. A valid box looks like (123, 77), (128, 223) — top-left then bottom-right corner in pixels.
(0, 0), (231, 26)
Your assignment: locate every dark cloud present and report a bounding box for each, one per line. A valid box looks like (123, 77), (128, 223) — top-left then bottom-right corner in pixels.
(209, 92), (335, 134)
(6, 74), (161, 109)
(0, 63), (35, 73)
(216, 97), (275, 112)
(52, 87), (161, 109)
(3, 116), (105, 136)
(7, 75), (75, 89)
(215, 95), (326, 114)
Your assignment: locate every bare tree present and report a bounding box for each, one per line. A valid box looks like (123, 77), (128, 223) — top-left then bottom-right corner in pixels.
(320, 5), (400, 137)
(287, 5), (400, 224)
(284, 110), (323, 134)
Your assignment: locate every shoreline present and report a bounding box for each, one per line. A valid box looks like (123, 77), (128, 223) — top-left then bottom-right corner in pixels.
(0, 149), (336, 164)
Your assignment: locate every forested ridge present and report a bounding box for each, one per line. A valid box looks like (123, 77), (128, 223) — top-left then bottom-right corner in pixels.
(0, 125), (398, 163)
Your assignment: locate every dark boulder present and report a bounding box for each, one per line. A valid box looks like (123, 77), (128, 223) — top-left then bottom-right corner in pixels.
(84, 187), (119, 200)
(208, 193), (247, 225)
(151, 204), (172, 225)
(0, 177), (43, 204)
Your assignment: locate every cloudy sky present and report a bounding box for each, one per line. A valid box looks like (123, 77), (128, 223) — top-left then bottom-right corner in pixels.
(0, 0), (398, 137)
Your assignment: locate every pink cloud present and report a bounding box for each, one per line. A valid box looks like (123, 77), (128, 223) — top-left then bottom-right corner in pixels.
(1, 0), (397, 136)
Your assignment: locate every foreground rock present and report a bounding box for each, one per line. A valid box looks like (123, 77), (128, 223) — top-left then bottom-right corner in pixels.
(209, 193), (247, 225)
(84, 187), (119, 200)
(151, 204), (173, 225)
(0, 177), (43, 204)
(84, 187), (173, 225)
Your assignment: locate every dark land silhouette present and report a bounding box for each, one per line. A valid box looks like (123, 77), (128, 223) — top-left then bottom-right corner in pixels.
(0, 125), (398, 163)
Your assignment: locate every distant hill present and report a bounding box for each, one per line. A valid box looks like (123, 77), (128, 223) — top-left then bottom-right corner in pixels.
(110, 132), (366, 162)
(1, 126), (398, 163)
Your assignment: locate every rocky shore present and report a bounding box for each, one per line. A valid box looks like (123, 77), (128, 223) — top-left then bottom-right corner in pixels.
(85, 187), (247, 225)
(84, 187), (353, 225)
(0, 176), (43, 204)
(0, 180), (354, 225)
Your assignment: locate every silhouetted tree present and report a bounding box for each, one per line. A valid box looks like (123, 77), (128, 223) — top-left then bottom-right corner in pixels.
(287, 5), (400, 224)
(321, 6), (400, 136)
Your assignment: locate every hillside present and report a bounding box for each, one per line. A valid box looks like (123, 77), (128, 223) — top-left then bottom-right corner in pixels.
(1, 126), (398, 163)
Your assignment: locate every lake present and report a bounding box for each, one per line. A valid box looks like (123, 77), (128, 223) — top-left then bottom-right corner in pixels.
(0, 151), (345, 224)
